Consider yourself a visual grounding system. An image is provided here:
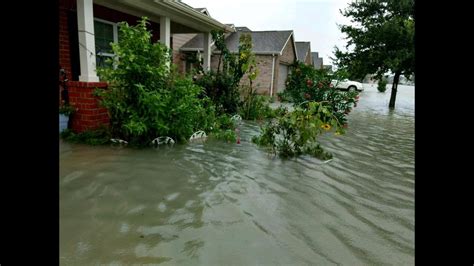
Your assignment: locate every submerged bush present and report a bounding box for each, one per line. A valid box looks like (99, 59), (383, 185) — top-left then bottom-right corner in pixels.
(95, 17), (229, 146)
(377, 79), (388, 92)
(60, 127), (111, 145)
(252, 62), (360, 160)
(252, 101), (343, 160)
(284, 62), (359, 127)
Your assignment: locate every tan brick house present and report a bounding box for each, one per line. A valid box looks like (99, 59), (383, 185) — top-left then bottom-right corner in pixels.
(312, 52), (324, 69)
(180, 27), (298, 96)
(295, 42), (313, 66)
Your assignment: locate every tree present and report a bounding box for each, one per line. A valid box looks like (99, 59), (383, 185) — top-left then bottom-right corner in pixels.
(333, 0), (414, 108)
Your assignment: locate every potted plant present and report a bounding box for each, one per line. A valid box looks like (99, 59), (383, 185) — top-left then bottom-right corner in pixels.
(59, 102), (76, 133)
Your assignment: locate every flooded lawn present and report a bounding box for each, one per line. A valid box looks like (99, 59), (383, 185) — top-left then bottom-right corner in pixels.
(60, 84), (414, 265)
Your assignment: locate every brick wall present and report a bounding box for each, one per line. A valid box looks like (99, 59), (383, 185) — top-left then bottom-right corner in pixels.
(274, 35), (297, 92)
(243, 55), (275, 95)
(279, 35), (297, 65)
(67, 81), (110, 133)
(59, 0), (76, 81)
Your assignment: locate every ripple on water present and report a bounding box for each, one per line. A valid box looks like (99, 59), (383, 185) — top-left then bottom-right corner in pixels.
(60, 85), (414, 265)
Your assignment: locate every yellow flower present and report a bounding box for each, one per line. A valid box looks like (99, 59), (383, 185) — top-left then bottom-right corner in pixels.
(335, 132), (341, 136)
(321, 124), (331, 130)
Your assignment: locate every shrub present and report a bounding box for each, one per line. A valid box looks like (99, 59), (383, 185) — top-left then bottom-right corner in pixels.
(95, 17), (221, 146)
(252, 101), (344, 160)
(285, 62), (359, 127)
(377, 79), (388, 92)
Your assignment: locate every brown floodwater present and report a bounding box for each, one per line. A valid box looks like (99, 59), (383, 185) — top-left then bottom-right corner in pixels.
(60, 84), (414, 265)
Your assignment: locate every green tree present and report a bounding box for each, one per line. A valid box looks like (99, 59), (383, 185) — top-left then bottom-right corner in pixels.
(333, 0), (414, 108)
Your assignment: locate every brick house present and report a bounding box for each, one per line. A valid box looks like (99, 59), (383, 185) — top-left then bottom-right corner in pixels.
(180, 27), (298, 96)
(59, 0), (232, 132)
(295, 42), (313, 66)
(311, 52), (324, 69)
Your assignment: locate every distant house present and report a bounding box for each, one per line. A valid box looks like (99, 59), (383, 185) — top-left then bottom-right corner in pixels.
(59, 0), (232, 132)
(295, 42), (312, 66)
(311, 52), (323, 69)
(323, 65), (333, 73)
(180, 27), (298, 96)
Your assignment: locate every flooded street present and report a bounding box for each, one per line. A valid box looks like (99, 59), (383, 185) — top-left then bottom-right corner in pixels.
(60, 84), (414, 265)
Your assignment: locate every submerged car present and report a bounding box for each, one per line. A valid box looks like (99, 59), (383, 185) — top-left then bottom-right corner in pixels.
(331, 79), (364, 92)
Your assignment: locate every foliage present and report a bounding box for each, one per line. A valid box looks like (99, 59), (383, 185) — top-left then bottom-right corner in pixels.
(194, 70), (239, 114)
(95, 17), (223, 146)
(194, 31), (257, 115)
(277, 91), (292, 102)
(235, 34), (274, 121)
(333, 0), (414, 108)
(284, 62), (359, 126)
(59, 103), (76, 116)
(377, 79), (388, 92)
(252, 102), (344, 160)
(60, 127), (111, 145)
(239, 90), (273, 120)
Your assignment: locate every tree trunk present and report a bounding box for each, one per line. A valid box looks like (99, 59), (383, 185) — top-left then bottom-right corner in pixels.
(389, 71), (401, 109)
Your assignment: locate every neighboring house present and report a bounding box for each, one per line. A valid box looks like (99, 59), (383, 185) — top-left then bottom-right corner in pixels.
(59, 0), (232, 132)
(323, 65), (333, 73)
(180, 27), (298, 96)
(311, 52), (323, 69)
(295, 42), (312, 66)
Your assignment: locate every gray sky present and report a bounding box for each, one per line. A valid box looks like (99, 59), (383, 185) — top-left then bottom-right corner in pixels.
(184, 0), (353, 66)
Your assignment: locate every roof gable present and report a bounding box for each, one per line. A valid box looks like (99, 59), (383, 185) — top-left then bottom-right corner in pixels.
(295, 42), (310, 61)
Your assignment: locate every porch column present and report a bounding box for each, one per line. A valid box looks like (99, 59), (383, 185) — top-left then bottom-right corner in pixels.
(159, 16), (170, 48)
(203, 32), (211, 71)
(77, 0), (99, 82)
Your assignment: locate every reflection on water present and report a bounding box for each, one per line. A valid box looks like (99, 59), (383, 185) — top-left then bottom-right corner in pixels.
(60, 85), (414, 265)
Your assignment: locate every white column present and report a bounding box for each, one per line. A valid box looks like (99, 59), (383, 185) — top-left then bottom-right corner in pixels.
(77, 0), (99, 82)
(203, 32), (211, 71)
(159, 16), (170, 48)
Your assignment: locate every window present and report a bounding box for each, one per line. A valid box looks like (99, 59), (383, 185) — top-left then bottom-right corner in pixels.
(94, 19), (118, 68)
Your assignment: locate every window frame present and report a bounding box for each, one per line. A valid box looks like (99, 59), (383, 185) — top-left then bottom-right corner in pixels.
(94, 18), (118, 58)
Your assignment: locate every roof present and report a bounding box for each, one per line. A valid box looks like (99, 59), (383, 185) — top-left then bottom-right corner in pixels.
(180, 33), (206, 51)
(311, 52), (320, 66)
(94, 0), (234, 33)
(236, 26), (252, 32)
(181, 30), (294, 54)
(194, 7), (210, 16)
(295, 42), (310, 61)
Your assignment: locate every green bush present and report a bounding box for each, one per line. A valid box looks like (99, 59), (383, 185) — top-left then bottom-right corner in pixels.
(60, 127), (111, 145)
(285, 62), (359, 127)
(377, 79), (388, 92)
(252, 102), (343, 159)
(95, 17), (221, 146)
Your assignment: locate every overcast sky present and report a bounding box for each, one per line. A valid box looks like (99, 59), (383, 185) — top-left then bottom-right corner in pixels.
(184, 0), (353, 66)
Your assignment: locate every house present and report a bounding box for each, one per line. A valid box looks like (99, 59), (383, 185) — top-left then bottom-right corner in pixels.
(295, 42), (312, 66)
(311, 52), (323, 69)
(323, 65), (333, 73)
(59, 0), (232, 132)
(180, 27), (298, 96)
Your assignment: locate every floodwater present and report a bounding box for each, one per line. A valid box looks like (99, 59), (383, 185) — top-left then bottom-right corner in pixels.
(60, 84), (414, 265)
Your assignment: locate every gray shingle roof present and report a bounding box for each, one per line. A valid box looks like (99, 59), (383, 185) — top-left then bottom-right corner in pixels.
(295, 42), (310, 61)
(225, 30), (293, 54)
(311, 52), (320, 66)
(181, 30), (293, 54)
(236, 26), (251, 32)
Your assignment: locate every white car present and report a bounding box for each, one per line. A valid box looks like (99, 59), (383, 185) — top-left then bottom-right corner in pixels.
(331, 79), (364, 92)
